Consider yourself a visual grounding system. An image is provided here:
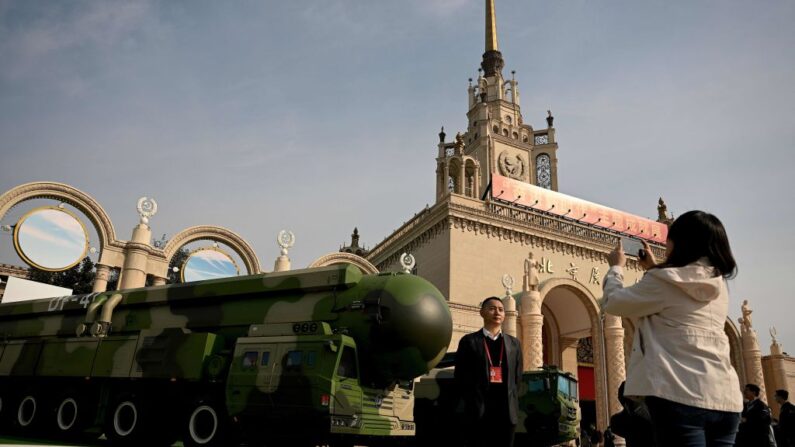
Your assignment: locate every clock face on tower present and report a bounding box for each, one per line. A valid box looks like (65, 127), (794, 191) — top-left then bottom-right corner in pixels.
(536, 154), (552, 189)
(445, 147), (455, 157)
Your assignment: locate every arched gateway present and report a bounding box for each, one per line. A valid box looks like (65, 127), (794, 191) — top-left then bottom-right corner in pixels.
(1, 182), (261, 290)
(0, 181), (120, 258)
(539, 279), (615, 429)
(163, 225), (261, 278)
(308, 252), (378, 274)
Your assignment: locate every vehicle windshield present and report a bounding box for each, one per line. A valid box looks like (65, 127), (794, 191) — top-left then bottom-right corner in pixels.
(527, 377), (545, 393)
(554, 375), (578, 400)
(557, 376), (570, 397)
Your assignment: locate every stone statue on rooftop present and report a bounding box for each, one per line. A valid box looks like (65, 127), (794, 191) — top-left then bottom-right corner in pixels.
(524, 252), (539, 292)
(740, 299), (753, 332)
(455, 132), (465, 152)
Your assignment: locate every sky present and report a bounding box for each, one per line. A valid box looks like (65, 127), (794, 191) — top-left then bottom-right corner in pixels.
(15, 207), (87, 269)
(0, 0), (793, 350)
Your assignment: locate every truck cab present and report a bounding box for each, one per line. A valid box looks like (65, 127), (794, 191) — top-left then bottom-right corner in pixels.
(517, 367), (580, 446)
(227, 322), (414, 445)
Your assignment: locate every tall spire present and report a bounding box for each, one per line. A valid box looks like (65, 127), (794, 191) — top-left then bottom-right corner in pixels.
(485, 0), (499, 51)
(481, 0), (504, 77)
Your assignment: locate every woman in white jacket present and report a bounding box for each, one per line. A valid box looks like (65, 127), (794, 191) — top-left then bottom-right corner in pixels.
(602, 210), (743, 447)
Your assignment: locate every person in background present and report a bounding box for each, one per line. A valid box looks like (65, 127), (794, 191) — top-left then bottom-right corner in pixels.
(587, 423), (603, 447)
(454, 297), (523, 447)
(774, 389), (795, 447)
(602, 210), (743, 447)
(737, 384), (774, 446)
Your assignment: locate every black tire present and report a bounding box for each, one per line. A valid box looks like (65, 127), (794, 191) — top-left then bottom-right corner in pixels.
(182, 397), (231, 447)
(104, 391), (166, 446)
(14, 392), (42, 434)
(51, 392), (96, 440)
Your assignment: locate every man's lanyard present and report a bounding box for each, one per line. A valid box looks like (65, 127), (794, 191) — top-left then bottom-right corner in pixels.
(483, 337), (504, 383)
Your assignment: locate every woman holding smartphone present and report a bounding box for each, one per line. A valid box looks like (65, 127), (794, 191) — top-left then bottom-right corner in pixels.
(602, 210), (743, 447)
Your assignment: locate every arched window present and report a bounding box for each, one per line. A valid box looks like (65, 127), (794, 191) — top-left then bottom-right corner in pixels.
(536, 154), (552, 189)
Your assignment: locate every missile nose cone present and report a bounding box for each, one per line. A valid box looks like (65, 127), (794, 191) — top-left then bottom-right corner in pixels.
(355, 273), (452, 386)
(399, 285), (453, 367)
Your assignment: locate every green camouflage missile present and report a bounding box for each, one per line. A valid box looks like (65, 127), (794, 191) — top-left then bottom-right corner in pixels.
(0, 264), (453, 446)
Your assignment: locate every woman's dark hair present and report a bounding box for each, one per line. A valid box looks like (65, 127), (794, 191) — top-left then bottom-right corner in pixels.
(657, 210), (737, 278)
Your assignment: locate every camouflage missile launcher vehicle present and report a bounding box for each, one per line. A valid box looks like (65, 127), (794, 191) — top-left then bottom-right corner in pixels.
(0, 264), (453, 446)
(414, 356), (579, 447)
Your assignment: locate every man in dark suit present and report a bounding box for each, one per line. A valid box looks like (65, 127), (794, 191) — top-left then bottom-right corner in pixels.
(737, 383), (773, 447)
(454, 296), (523, 447)
(775, 389), (795, 447)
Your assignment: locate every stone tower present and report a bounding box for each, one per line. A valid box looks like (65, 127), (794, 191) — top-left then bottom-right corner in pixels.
(436, 0), (560, 203)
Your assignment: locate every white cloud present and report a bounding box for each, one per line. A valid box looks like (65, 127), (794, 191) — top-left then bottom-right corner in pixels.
(39, 209), (86, 242)
(18, 224), (83, 251)
(0, 1), (152, 82)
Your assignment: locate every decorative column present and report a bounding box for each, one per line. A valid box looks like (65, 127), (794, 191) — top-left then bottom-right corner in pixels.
(474, 164), (481, 199)
(501, 274), (517, 338)
(519, 252), (544, 371)
(92, 264), (111, 293)
(459, 161), (466, 195)
(603, 313), (627, 417)
(764, 328), (788, 417)
(151, 276), (167, 286)
(739, 300), (767, 402)
(120, 197), (157, 290)
(443, 163), (449, 195)
(273, 230), (295, 272)
(768, 330), (789, 391)
(593, 323), (609, 433)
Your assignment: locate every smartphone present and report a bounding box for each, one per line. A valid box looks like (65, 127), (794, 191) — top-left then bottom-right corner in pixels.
(620, 236), (646, 258)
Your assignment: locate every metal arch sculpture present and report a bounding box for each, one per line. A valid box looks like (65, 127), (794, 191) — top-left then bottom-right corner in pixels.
(162, 225), (261, 277)
(308, 252), (379, 275)
(0, 181), (119, 255)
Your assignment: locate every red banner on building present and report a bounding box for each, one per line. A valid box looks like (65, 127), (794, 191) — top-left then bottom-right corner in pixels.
(491, 175), (668, 243)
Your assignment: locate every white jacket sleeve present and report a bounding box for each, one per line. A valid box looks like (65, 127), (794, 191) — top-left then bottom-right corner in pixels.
(601, 266), (668, 318)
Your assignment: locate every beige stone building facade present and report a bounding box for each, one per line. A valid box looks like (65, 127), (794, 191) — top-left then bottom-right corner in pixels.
(763, 335), (795, 419)
(365, 0), (795, 432)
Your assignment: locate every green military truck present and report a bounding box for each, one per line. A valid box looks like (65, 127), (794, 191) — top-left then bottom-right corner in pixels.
(414, 356), (580, 447)
(518, 367), (580, 446)
(0, 264), (453, 446)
